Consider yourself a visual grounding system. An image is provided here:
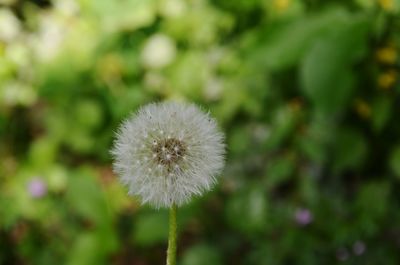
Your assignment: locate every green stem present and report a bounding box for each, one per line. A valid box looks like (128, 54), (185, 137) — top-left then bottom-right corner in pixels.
(167, 204), (177, 265)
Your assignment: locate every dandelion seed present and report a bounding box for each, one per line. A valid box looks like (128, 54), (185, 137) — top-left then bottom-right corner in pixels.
(111, 101), (225, 208)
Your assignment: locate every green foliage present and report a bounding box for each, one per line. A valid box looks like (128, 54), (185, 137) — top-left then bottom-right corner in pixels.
(1, 0), (400, 264)
(133, 211), (169, 247)
(389, 146), (400, 179)
(225, 186), (268, 235)
(332, 128), (368, 174)
(181, 244), (222, 265)
(248, 7), (350, 70)
(300, 15), (369, 115)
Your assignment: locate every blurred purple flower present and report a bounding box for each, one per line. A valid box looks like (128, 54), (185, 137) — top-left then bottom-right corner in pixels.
(27, 177), (47, 198)
(336, 248), (349, 261)
(294, 208), (313, 226)
(353, 241), (366, 256)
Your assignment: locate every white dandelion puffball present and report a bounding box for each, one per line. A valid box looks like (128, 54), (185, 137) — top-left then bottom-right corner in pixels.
(111, 102), (225, 208)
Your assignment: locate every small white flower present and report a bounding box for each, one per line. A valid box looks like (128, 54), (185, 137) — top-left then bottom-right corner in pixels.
(111, 102), (225, 208)
(140, 34), (176, 69)
(159, 0), (186, 18)
(0, 9), (20, 42)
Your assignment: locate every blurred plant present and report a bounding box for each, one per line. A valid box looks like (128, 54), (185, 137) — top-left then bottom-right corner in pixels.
(2, 0), (400, 264)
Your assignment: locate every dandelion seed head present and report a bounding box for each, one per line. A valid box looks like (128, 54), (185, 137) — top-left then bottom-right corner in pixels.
(111, 101), (225, 208)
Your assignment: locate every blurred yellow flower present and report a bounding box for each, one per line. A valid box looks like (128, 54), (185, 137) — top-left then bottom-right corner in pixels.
(376, 46), (397, 64)
(289, 98), (303, 112)
(378, 70), (397, 89)
(354, 99), (371, 119)
(0, 9), (21, 42)
(274, 0), (290, 12)
(378, 0), (395, 11)
(96, 53), (123, 85)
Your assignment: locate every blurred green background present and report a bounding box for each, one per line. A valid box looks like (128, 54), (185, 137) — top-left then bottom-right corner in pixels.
(1, 0), (400, 264)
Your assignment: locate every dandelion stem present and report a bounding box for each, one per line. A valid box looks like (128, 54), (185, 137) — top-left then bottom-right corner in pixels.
(167, 204), (177, 265)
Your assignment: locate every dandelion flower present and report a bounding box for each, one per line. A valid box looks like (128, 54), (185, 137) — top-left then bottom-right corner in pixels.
(111, 101), (225, 208)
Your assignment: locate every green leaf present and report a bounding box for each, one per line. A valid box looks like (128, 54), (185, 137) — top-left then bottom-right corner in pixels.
(225, 186), (268, 234)
(67, 230), (117, 265)
(229, 127), (251, 156)
(300, 16), (370, 114)
(355, 181), (390, 234)
(65, 128), (95, 154)
(181, 244), (222, 265)
(265, 105), (298, 150)
(332, 128), (367, 173)
(28, 137), (58, 168)
(74, 99), (103, 130)
(66, 170), (111, 226)
(297, 116), (336, 164)
(389, 146), (400, 179)
(169, 51), (207, 99)
(265, 154), (295, 189)
(371, 96), (392, 133)
(67, 233), (102, 265)
(133, 211), (169, 247)
(248, 8), (350, 70)
(89, 0), (157, 32)
(355, 0), (376, 9)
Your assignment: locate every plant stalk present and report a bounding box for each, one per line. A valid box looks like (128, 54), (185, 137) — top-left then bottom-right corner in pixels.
(167, 204), (177, 265)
